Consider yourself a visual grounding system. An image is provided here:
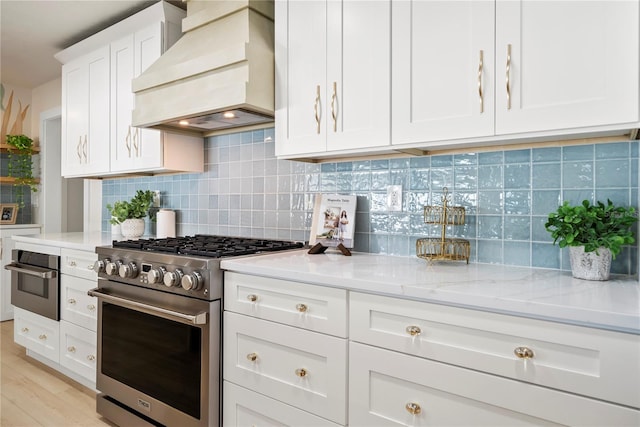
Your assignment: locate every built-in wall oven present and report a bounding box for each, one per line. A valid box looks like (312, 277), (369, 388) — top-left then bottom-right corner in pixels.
(91, 235), (303, 427)
(5, 249), (60, 320)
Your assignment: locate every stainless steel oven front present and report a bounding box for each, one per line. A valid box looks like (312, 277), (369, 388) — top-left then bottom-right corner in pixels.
(90, 280), (220, 427)
(5, 249), (60, 320)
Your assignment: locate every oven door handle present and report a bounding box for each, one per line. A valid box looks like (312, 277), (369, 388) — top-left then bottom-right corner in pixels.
(87, 288), (208, 325)
(4, 263), (57, 279)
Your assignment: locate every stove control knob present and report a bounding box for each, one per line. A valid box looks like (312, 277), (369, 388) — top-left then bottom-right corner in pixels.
(119, 262), (139, 279)
(182, 272), (203, 291)
(105, 260), (122, 276)
(93, 258), (110, 273)
(148, 267), (166, 284)
(164, 269), (184, 287)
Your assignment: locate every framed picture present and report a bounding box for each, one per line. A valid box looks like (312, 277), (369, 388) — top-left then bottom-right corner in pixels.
(0, 203), (18, 225)
(309, 194), (357, 249)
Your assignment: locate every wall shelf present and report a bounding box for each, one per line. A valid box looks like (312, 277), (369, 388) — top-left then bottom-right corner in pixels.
(0, 177), (40, 185)
(0, 143), (40, 153)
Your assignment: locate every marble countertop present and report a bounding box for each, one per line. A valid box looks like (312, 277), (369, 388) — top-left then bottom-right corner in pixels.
(11, 232), (115, 252)
(221, 249), (640, 335)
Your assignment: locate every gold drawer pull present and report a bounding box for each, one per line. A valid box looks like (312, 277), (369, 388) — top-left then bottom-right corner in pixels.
(68, 346), (76, 353)
(69, 261), (77, 267)
(514, 346), (534, 359)
(21, 327), (29, 333)
(68, 298), (76, 305)
(406, 325), (421, 336)
(405, 402), (422, 415)
(87, 355), (96, 362)
(87, 304), (96, 311)
(247, 294), (258, 302)
(88, 264), (95, 270)
(295, 368), (308, 378)
(246, 352), (258, 362)
(296, 303), (308, 313)
(38, 334), (47, 340)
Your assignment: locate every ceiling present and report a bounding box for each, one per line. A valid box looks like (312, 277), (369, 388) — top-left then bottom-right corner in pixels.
(0, 0), (185, 89)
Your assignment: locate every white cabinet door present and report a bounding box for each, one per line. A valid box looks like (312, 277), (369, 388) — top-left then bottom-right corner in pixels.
(392, 0), (495, 145)
(276, 0), (391, 157)
(495, 0), (639, 134)
(111, 23), (164, 173)
(61, 46), (110, 177)
(60, 320), (97, 383)
(14, 307), (60, 363)
(60, 275), (98, 332)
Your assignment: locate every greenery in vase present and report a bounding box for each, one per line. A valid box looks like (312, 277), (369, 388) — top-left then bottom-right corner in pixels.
(5, 134), (37, 207)
(545, 199), (638, 258)
(107, 190), (155, 225)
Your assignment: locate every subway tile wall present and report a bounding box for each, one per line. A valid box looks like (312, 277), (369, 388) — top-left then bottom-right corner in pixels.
(102, 128), (639, 275)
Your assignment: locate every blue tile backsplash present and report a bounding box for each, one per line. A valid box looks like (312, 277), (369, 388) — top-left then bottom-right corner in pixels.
(102, 128), (639, 275)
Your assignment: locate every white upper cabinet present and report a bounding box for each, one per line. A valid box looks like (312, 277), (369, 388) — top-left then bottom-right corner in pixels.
(275, 0), (391, 158)
(61, 47), (110, 177)
(58, 2), (203, 178)
(392, 0), (639, 148)
(392, 1), (495, 145)
(494, 0), (639, 135)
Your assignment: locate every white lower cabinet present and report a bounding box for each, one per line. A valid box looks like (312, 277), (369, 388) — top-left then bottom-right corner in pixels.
(223, 381), (342, 427)
(60, 320), (97, 383)
(60, 274), (98, 331)
(223, 311), (348, 425)
(349, 342), (638, 426)
(13, 307), (60, 363)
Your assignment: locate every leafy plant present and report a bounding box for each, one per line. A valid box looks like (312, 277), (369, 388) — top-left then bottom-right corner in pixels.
(107, 190), (155, 225)
(5, 134), (37, 207)
(545, 199), (638, 258)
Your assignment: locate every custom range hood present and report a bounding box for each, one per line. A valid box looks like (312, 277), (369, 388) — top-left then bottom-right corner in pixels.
(132, 0), (274, 136)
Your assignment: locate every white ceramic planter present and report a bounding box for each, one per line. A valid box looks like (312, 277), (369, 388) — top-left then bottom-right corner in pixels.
(120, 218), (145, 239)
(568, 246), (612, 281)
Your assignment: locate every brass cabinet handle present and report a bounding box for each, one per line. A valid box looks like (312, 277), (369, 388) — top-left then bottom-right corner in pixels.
(514, 346), (534, 359)
(295, 368), (307, 377)
(21, 327), (29, 333)
(247, 294), (258, 302)
(133, 128), (140, 157)
(87, 304), (96, 311)
(88, 264), (95, 270)
(246, 352), (258, 362)
(69, 261), (77, 267)
(87, 355), (96, 362)
(314, 85), (321, 134)
(405, 402), (422, 415)
(478, 50), (484, 113)
(39, 334), (47, 340)
(125, 126), (132, 157)
(68, 346), (76, 353)
(68, 298), (76, 305)
(331, 81), (337, 132)
(406, 325), (421, 336)
(295, 303), (308, 313)
(83, 135), (88, 163)
(77, 136), (83, 162)
(506, 44), (512, 110)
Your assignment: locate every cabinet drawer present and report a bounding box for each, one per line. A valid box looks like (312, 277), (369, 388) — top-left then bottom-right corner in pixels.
(223, 381), (342, 427)
(60, 249), (98, 280)
(61, 275), (98, 331)
(13, 307), (59, 363)
(349, 342), (639, 426)
(223, 312), (347, 424)
(224, 272), (348, 337)
(60, 320), (97, 383)
(350, 292), (640, 408)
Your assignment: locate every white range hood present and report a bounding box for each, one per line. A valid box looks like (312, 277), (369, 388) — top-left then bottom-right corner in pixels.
(131, 0), (274, 136)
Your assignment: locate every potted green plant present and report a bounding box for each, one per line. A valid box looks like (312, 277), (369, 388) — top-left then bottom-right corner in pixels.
(545, 199), (638, 280)
(5, 134), (37, 207)
(107, 190), (155, 238)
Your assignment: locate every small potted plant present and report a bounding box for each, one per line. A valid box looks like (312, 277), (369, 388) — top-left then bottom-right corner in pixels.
(107, 190), (155, 238)
(545, 199), (638, 280)
(5, 134), (38, 207)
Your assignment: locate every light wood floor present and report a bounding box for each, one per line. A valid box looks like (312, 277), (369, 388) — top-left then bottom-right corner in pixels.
(0, 320), (115, 427)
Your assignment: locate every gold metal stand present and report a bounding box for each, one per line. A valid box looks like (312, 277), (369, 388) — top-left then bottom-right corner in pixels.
(416, 188), (470, 264)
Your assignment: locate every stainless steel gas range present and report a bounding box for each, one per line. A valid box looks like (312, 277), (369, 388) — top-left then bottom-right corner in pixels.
(89, 235), (304, 427)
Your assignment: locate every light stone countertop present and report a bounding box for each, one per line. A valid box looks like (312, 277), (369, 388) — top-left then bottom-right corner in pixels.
(11, 232), (117, 252)
(221, 249), (640, 335)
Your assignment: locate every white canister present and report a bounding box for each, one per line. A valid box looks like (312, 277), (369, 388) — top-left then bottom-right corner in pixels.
(156, 209), (176, 238)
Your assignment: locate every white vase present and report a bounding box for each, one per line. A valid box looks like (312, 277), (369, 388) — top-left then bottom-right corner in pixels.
(568, 246), (612, 281)
(120, 218), (145, 239)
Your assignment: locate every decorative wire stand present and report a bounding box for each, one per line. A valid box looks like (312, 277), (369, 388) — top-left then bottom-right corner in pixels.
(416, 188), (470, 264)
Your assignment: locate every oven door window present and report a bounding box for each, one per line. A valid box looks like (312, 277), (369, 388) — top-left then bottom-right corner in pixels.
(17, 274), (49, 297)
(101, 303), (202, 419)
